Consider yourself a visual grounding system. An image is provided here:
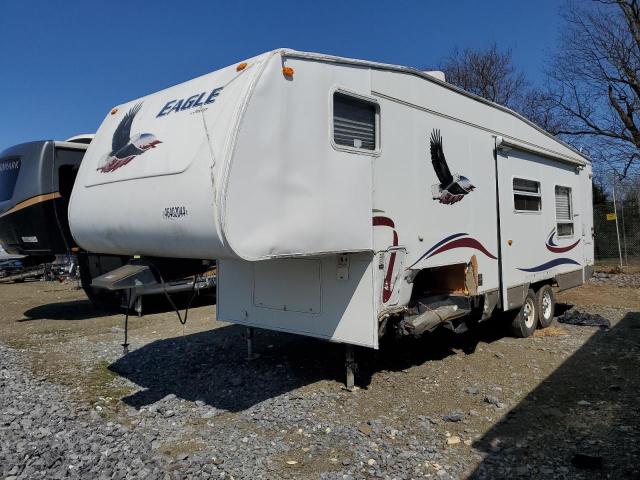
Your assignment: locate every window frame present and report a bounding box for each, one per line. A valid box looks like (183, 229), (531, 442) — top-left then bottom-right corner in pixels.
(554, 184), (575, 238)
(330, 87), (381, 156)
(512, 176), (542, 214)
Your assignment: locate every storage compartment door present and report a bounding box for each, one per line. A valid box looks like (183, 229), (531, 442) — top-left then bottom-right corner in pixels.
(253, 259), (321, 313)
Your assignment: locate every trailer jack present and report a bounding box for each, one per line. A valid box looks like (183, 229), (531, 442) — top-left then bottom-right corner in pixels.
(121, 288), (132, 355)
(345, 345), (356, 391)
(246, 327), (256, 361)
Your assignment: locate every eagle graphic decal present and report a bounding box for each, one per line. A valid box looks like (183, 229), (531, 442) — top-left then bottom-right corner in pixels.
(97, 103), (162, 173)
(429, 129), (475, 204)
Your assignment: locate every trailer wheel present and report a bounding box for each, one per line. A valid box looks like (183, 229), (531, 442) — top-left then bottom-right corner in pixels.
(535, 284), (555, 329)
(509, 289), (538, 338)
(77, 253), (123, 310)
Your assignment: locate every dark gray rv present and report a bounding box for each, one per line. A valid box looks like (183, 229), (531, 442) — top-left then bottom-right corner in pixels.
(0, 136), (127, 302)
(0, 137), (90, 257)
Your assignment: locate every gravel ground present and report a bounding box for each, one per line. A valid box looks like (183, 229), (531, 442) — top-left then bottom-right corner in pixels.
(0, 272), (638, 479)
(0, 343), (168, 480)
(589, 271), (640, 288)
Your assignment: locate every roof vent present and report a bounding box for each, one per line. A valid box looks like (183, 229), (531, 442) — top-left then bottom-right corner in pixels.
(424, 71), (446, 82)
(65, 134), (95, 144)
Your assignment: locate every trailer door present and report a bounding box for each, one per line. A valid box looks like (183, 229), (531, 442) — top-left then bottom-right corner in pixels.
(580, 167), (595, 265)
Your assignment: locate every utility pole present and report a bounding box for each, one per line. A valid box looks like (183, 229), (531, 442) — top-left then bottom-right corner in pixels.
(620, 189), (628, 266)
(612, 170), (623, 270)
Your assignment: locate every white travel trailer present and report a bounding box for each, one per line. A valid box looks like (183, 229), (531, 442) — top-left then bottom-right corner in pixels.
(69, 49), (593, 385)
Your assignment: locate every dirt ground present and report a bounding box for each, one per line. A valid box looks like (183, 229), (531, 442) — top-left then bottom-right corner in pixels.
(0, 269), (638, 479)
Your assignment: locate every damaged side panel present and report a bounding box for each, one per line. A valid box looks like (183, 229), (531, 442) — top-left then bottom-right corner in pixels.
(395, 257), (480, 336)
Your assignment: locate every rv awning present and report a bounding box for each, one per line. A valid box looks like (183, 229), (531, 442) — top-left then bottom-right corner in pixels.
(495, 136), (587, 168)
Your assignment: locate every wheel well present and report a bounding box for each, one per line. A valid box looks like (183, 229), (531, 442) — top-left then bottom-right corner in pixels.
(530, 279), (555, 292)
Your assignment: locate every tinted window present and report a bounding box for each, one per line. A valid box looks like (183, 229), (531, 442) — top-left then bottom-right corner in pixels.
(0, 156), (21, 202)
(513, 178), (541, 212)
(333, 92), (377, 150)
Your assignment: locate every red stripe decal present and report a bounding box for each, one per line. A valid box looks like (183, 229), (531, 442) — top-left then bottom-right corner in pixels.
(428, 237), (497, 260)
(382, 231), (399, 303)
(373, 216), (399, 303)
(372, 216), (395, 228)
(546, 239), (580, 253)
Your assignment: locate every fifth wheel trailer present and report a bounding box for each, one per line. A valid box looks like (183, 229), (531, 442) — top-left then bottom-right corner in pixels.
(68, 49), (594, 382)
(0, 137), (214, 308)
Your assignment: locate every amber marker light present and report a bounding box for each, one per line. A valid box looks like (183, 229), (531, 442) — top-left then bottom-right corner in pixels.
(282, 66), (294, 77)
(110, 108), (118, 115)
(236, 62), (248, 72)
(71, 247), (80, 253)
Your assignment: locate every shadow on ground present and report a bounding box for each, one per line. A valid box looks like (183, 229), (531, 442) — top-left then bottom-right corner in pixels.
(21, 299), (116, 321)
(110, 313), (511, 412)
(469, 311), (640, 479)
(20, 292), (216, 322)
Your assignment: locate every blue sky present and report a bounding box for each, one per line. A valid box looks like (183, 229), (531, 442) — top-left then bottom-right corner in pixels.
(0, 0), (564, 150)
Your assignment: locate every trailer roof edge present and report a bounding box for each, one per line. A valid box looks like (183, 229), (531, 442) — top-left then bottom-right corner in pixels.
(280, 49), (590, 167)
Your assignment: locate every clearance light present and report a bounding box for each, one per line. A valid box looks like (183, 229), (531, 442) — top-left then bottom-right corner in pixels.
(236, 62), (248, 72)
(110, 108), (118, 115)
(282, 66), (294, 78)
(71, 247), (80, 253)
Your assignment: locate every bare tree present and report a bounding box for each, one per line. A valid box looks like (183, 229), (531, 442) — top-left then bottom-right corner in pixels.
(519, 89), (564, 134)
(549, 0), (640, 177)
(439, 44), (560, 133)
(440, 44), (528, 110)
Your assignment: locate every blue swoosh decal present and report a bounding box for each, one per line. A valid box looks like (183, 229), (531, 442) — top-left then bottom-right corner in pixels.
(517, 258), (581, 272)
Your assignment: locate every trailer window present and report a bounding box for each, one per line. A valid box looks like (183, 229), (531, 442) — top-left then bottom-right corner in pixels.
(555, 186), (574, 236)
(333, 92), (377, 150)
(513, 178), (541, 212)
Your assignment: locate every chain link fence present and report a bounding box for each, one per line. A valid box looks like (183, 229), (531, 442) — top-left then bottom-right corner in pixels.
(593, 173), (640, 267)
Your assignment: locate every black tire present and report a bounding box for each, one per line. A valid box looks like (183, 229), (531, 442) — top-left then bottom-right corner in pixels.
(77, 253), (124, 310)
(535, 284), (555, 329)
(508, 289), (538, 338)
(83, 283), (123, 310)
